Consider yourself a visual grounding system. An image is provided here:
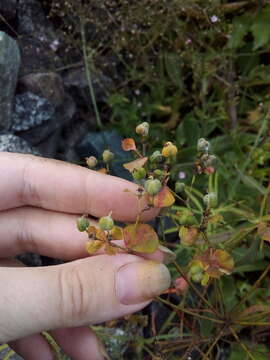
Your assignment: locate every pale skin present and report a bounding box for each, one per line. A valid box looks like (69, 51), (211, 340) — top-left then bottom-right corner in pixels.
(0, 152), (171, 360)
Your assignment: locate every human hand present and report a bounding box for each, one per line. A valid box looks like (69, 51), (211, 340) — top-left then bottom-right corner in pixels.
(0, 152), (171, 359)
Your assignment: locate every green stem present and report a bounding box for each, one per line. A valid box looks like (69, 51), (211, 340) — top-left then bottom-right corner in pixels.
(80, 20), (103, 130)
(235, 321), (270, 327)
(202, 327), (225, 360)
(172, 261), (220, 317)
(260, 182), (270, 217)
(231, 264), (270, 315)
(157, 296), (224, 324)
(229, 326), (255, 360)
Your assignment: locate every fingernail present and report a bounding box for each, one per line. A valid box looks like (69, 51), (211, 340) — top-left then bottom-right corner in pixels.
(116, 261), (171, 305)
(158, 245), (176, 264)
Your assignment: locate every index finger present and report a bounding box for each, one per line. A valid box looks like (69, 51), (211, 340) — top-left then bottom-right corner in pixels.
(0, 152), (158, 222)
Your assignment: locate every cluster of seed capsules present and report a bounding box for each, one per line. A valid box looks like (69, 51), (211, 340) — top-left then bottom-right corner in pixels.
(85, 122), (179, 201)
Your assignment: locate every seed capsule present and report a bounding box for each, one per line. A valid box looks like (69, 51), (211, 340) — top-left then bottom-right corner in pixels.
(191, 272), (204, 283)
(102, 149), (114, 163)
(189, 261), (204, 283)
(135, 122), (149, 137)
(98, 213), (114, 231)
(144, 178), (162, 196)
(86, 156), (98, 168)
(77, 216), (90, 232)
(161, 142), (178, 158)
(132, 167), (146, 181)
(201, 154), (217, 167)
(197, 138), (210, 153)
(178, 209), (197, 226)
(150, 150), (163, 163)
(203, 192), (217, 208)
(153, 169), (164, 179)
(175, 181), (185, 193)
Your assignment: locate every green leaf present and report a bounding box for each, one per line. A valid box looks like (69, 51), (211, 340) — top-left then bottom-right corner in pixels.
(228, 15), (250, 49)
(251, 21), (270, 50)
(221, 276), (237, 311)
(164, 52), (182, 89)
(229, 344), (246, 360)
(251, 4), (270, 50)
(236, 168), (267, 195)
(200, 318), (213, 338)
(229, 343), (269, 360)
(176, 115), (200, 147)
(233, 260), (269, 273)
(175, 247), (194, 267)
(183, 116), (200, 147)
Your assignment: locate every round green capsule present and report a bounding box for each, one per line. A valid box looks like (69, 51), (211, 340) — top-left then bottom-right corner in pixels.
(98, 214), (114, 231)
(102, 149), (114, 163)
(144, 178), (162, 196)
(132, 167), (146, 181)
(175, 181), (185, 193)
(77, 216), (90, 232)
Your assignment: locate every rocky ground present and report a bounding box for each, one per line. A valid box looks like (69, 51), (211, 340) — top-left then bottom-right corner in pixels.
(0, 1), (131, 358)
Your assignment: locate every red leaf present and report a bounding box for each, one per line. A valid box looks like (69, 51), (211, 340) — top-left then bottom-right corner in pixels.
(122, 138), (137, 151)
(150, 186), (175, 208)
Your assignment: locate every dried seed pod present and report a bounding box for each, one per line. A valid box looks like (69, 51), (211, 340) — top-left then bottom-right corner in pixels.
(135, 122), (149, 137)
(197, 138), (210, 153)
(86, 156), (98, 168)
(201, 154), (217, 167)
(203, 192), (217, 208)
(102, 149), (114, 163)
(150, 150), (163, 163)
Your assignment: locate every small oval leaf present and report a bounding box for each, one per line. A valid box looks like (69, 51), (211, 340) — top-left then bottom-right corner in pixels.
(123, 157), (148, 172)
(111, 226), (123, 240)
(151, 186), (175, 208)
(122, 138), (137, 151)
(86, 240), (103, 255)
(123, 223), (159, 253)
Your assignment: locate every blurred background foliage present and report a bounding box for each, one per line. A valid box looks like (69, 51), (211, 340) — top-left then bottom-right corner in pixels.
(46, 0), (270, 207)
(40, 1), (270, 358)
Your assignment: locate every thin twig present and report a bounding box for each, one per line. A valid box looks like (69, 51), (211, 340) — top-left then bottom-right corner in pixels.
(172, 261), (221, 318)
(80, 20), (103, 129)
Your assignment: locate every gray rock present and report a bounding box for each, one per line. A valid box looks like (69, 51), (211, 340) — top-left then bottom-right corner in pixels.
(17, 0), (59, 46)
(19, 72), (65, 106)
(75, 130), (132, 180)
(11, 92), (55, 132)
(0, 32), (21, 131)
(63, 66), (113, 103)
(18, 36), (62, 77)
(0, 134), (40, 155)
(0, 0), (17, 19)
(13, 92), (75, 146)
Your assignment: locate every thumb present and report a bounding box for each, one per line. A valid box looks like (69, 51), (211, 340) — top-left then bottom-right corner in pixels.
(0, 254), (171, 342)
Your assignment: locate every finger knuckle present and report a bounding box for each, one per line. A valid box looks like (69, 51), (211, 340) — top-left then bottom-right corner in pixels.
(57, 265), (90, 326)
